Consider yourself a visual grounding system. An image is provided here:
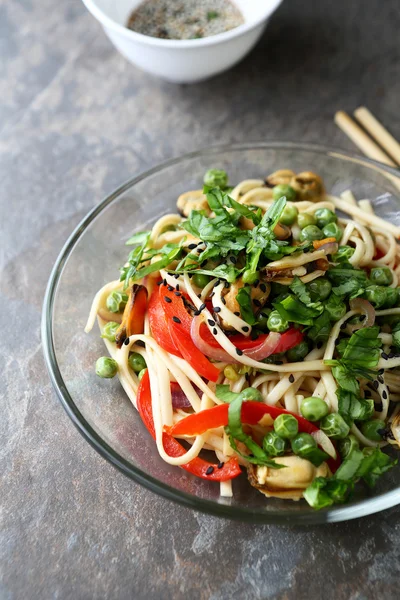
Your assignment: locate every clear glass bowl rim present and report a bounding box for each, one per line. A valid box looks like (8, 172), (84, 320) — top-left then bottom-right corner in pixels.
(42, 141), (400, 525)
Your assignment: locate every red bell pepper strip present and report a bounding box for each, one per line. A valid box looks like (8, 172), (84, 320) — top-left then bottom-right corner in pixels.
(167, 402), (341, 473)
(148, 287), (181, 356)
(169, 322), (220, 383)
(198, 322), (304, 353)
(159, 284), (193, 332)
(136, 370), (242, 481)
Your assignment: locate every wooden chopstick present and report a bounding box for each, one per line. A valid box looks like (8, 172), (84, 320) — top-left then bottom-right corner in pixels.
(354, 107), (400, 166)
(334, 111), (397, 167)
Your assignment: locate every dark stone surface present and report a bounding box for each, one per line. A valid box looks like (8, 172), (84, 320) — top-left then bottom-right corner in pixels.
(1, 0), (400, 598)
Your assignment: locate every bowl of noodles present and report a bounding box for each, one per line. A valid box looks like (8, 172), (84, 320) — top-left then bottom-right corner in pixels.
(42, 142), (400, 523)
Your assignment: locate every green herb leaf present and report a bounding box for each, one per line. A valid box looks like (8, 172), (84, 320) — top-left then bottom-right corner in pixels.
(290, 277), (323, 311)
(337, 388), (374, 424)
(236, 286), (256, 325)
(125, 230), (152, 246)
(215, 384), (239, 404)
(328, 267), (368, 298)
(274, 295), (322, 326)
(341, 326), (382, 368)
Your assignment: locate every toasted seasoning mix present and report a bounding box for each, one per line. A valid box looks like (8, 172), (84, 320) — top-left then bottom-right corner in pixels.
(127, 0), (244, 40)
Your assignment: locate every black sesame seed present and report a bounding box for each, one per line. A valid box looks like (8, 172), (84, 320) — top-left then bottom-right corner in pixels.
(316, 341), (323, 349)
(289, 374), (295, 383)
(176, 284), (180, 291)
(245, 372), (250, 381)
(359, 314), (366, 321)
(234, 311), (240, 316)
(224, 281), (230, 289)
(260, 283), (267, 293)
(174, 291), (182, 297)
(340, 322), (347, 330)
(221, 298), (226, 305)
(173, 273), (179, 279)
(242, 326), (250, 333)
(163, 278), (167, 286)
(382, 352), (389, 360)
(378, 368), (384, 375)
(164, 296), (172, 303)
(213, 328), (217, 335)
(197, 293), (201, 298)
(208, 319), (215, 327)
(382, 390), (388, 400)
(230, 256), (237, 264)
(194, 309), (201, 316)
(378, 375), (384, 384)
(250, 331), (259, 341)
(188, 243), (197, 250)
(388, 352), (395, 359)
(214, 307), (221, 313)
(201, 260), (207, 267)
(199, 303), (206, 312)
(124, 338), (130, 346)
(205, 466), (214, 475)
(172, 316), (181, 324)
(167, 285), (174, 292)
(373, 380), (379, 390)
(253, 299), (262, 308)
(217, 461), (224, 469)
(364, 390), (371, 398)
(236, 348), (243, 356)
(334, 338), (340, 345)
(157, 280), (163, 286)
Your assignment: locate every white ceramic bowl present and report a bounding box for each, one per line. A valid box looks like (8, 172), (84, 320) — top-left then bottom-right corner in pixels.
(82, 0), (283, 83)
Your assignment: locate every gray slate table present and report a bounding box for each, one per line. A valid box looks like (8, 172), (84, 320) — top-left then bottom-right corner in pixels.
(2, 0), (400, 598)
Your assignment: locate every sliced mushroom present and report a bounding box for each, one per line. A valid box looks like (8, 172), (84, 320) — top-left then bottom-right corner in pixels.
(115, 284), (148, 347)
(265, 169), (296, 188)
(220, 279), (270, 330)
(177, 190), (209, 217)
(290, 171), (325, 201)
(273, 222), (291, 240)
(248, 455), (331, 500)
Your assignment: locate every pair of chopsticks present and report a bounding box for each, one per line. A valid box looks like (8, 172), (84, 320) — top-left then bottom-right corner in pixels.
(335, 108), (400, 193)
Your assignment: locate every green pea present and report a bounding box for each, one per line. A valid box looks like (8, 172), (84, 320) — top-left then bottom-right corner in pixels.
(274, 414), (299, 440)
(256, 310), (271, 331)
(322, 222), (343, 242)
(314, 208), (337, 229)
(286, 340), (309, 362)
(300, 397), (329, 422)
(224, 365), (240, 381)
(300, 225), (324, 242)
(263, 431), (287, 456)
(96, 356), (118, 378)
(325, 295), (347, 321)
(106, 291), (128, 313)
(192, 273), (211, 289)
(241, 387), (263, 402)
(338, 434), (359, 459)
(320, 413), (350, 439)
(332, 246), (355, 263)
(280, 204), (298, 226)
(307, 277), (332, 301)
(242, 269), (260, 285)
(101, 321), (120, 342)
(291, 432), (316, 454)
(360, 419), (385, 442)
(370, 266), (393, 286)
(128, 352), (147, 373)
(203, 168), (228, 188)
(365, 285), (388, 308)
(383, 286), (398, 308)
(267, 310), (289, 333)
(297, 213), (316, 229)
(272, 184), (297, 202)
(138, 368), (147, 381)
(392, 324), (400, 349)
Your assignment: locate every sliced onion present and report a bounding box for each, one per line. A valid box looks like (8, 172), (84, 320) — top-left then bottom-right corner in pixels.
(311, 430), (337, 459)
(318, 242), (338, 256)
(172, 385), (201, 409)
(97, 308), (123, 324)
(191, 316), (237, 362)
(244, 332), (281, 361)
(348, 298), (375, 331)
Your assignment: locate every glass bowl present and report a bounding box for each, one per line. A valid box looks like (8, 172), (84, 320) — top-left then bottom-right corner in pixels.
(42, 142), (400, 524)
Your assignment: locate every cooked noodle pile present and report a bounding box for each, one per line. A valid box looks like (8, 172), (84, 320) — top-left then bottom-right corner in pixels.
(86, 169), (400, 509)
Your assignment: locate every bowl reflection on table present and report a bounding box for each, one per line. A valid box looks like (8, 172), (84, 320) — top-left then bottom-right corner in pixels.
(42, 142), (400, 524)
